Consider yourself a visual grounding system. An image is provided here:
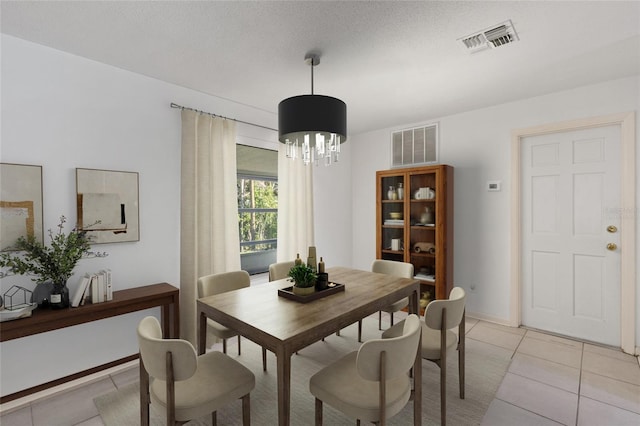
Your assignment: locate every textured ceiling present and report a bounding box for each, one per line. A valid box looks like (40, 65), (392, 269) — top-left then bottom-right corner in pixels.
(2, 1), (639, 135)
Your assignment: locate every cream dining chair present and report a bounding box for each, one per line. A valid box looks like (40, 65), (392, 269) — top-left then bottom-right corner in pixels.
(355, 259), (414, 342)
(309, 314), (421, 426)
(268, 260), (295, 281)
(382, 287), (466, 426)
(137, 316), (255, 426)
(197, 270), (250, 355)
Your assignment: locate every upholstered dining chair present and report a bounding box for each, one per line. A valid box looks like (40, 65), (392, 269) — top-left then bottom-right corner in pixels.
(268, 260), (295, 281)
(198, 271), (251, 355)
(137, 316), (255, 426)
(382, 287), (466, 426)
(356, 260), (414, 342)
(309, 313), (421, 426)
(197, 270), (250, 355)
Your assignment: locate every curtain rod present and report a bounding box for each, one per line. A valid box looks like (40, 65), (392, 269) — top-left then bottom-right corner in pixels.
(170, 102), (277, 132)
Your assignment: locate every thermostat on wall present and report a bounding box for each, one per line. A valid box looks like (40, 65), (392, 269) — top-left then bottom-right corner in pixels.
(487, 181), (501, 192)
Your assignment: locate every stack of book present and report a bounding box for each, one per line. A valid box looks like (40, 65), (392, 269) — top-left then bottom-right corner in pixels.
(70, 269), (113, 307)
(415, 273), (435, 282)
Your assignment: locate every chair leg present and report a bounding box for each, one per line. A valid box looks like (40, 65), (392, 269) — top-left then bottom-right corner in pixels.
(390, 312), (394, 326)
(358, 320), (362, 342)
(315, 397), (323, 426)
(336, 329), (340, 336)
(222, 338), (227, 354)
(242, 394), (251, 426)
(262, 347), (267, 371)
(212, 411), (217, 426)
(459, 312), (466, 399)
(139, 357), (150, 426)
(440, 362), (446, 426)
(459, 346), (465, 399)
(378, 311), (382, 330)
(237, 335), (241, 356)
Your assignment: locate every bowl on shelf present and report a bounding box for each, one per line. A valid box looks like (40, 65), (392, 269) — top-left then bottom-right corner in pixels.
(389, 212), (403, 220)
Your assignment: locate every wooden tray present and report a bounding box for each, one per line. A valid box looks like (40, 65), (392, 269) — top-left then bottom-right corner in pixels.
(278, 282), (345, 303)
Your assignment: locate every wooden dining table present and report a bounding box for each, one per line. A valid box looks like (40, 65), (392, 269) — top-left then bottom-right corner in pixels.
(197, 266), (422, 426)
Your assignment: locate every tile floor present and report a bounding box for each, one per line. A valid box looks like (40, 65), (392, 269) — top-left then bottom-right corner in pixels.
(1, 311), (638, 425)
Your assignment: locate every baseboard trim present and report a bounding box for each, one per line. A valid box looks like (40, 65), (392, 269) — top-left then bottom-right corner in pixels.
(466, 311), (512, 327)
(0, 354), (138, 408)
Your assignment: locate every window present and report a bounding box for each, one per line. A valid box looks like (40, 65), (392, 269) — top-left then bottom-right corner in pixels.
(236, 145), (278, 274)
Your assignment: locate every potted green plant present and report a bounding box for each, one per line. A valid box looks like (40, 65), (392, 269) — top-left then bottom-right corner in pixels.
(287, 264), (317, 296)
(0, 216), (97, 309)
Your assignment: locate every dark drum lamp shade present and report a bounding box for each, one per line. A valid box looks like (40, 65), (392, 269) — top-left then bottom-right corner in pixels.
(278, 94), (347, 143)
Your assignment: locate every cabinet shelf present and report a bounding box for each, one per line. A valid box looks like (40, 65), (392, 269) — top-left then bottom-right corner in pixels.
(411, 252), (436, 259)
(376, 165), (453, 300)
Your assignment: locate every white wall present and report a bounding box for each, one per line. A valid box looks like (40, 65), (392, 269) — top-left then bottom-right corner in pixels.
(2, 33), (638, 396)
(350, 76), (640, 340)
(0, 35), (277, 396)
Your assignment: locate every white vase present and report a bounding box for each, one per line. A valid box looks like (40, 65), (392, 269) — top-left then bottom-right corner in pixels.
(292, 285), (315, 296)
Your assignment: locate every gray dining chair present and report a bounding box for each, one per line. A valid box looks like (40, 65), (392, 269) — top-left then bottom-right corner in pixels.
(310, 314), (421, 425)
(137, 316), (255, 426)
(382, 287), (466, 426)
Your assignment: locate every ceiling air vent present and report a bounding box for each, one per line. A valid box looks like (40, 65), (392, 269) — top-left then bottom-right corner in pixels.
(459, 19), (519, 53)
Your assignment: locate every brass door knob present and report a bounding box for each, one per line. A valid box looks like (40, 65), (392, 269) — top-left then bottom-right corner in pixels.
(607, 225), (618, 233)
(607, 243), (617, 251)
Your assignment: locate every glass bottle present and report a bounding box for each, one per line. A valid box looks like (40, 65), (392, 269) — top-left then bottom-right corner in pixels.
(397, 182), (404, 200)
(387, 186), (395, 200)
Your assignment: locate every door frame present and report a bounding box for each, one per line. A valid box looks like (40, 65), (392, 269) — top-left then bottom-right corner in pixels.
(510, 112), (636, 354)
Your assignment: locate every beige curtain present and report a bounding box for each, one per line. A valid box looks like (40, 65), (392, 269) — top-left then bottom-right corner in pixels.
(180, 110), (241, 345)
(276, 144), (315, 262)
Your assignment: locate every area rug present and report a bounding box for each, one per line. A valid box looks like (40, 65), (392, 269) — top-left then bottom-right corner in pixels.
(95, 317), (510, 425)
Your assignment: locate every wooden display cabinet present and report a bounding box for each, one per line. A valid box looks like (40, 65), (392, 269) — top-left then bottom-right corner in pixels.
(376, 164), (453, 305)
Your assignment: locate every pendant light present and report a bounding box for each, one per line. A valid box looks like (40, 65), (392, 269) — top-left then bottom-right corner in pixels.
(278, 52), (347, 165)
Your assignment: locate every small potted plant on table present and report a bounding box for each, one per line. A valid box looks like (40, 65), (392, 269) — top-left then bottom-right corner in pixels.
(287, 264), (317, 296)
(0, 216), (98, 309)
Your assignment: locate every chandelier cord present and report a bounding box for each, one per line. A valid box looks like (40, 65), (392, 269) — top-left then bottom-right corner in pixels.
(310, 58), (314, 95)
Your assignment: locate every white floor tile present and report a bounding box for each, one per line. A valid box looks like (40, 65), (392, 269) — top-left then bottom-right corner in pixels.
(583, 343), (637, 364)
(477, 321), (527, 336)
(467, 323), (524, 351)
(481, 399), (563, 426)
(582, 350), (640, 386)
(508, 352), (580, 393)
(0, 405), (32, 426)
(496, 372), (578, 425)
(580, 371), (640, 414)
(73, 415), (105, 426)
(31, 378), (115, 426)
(517, 336), (583, 368)
(578, 397), (640, 426)
(523, 329), (584, 350)
(110, 364), (139, 389)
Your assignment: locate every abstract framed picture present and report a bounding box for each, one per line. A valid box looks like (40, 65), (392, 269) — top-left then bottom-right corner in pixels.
(76, 168), (139, 244)
(0, 163), (44, 251)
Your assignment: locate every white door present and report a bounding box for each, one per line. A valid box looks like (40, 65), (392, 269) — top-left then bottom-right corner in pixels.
(521, 125), (621, 346)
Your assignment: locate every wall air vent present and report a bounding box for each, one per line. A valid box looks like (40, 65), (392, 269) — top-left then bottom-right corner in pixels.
(459, 19), (519, 53)
(391, 123), (438, 168)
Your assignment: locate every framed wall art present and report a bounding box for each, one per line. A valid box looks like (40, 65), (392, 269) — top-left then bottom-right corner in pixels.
(0, 163), (44, 251)
(76, 168), (139, 244)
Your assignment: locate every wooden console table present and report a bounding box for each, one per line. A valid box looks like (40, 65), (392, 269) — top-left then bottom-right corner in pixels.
(0, 282), (179, 402)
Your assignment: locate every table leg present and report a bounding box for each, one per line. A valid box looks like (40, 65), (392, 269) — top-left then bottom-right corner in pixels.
(171, 295), (180, 338)
(161, 303), (170, 339)
(276, 348), (292, 426)
(411, 286), (422, 425)
(198, 311), (207, 355)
